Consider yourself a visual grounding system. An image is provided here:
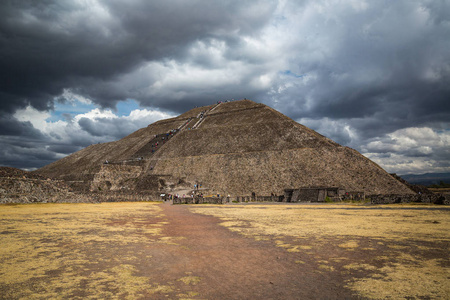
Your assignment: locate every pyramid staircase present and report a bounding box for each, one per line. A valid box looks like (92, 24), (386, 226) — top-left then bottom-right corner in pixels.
(127, 102), (222, 162)
(130, 132), (175, 159)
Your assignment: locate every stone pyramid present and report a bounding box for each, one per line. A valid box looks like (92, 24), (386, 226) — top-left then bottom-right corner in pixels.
(37, 99), (413, 196)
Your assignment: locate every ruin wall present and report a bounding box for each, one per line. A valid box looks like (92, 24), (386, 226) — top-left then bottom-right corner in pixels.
(368, 193), (450, 205)
(173, 197), (227, 204)
(91, 164), (143, 192)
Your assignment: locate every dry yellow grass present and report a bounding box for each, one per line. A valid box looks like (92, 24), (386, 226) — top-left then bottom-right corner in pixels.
(178, 275), (201, 285)
(0, 203), (196, 299)
(346, 253), (449, 299)
(190, 204), (450, 299)
(190, 204), (449, 242)
(2, 202), (448, 299)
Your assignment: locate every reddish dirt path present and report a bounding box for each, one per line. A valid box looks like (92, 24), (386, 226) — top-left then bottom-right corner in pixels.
(153, 203), (357, 299)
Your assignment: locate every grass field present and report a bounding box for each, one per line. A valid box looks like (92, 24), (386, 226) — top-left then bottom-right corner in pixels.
(0, 202), (449, 299)
(190, 204), (450, 299)
(0, 203), (172, 299)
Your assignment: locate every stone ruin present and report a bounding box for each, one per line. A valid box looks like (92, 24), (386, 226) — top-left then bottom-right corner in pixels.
(32, 99), (449, 205)
(282, 187), (364, 202)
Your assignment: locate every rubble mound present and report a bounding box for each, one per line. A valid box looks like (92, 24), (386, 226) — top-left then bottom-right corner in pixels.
(0, 167), (72, 204)
(0, 166), (47, 180)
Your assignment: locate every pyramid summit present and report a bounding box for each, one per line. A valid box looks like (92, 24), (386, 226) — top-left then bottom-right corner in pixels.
(37, 99), (414, 198)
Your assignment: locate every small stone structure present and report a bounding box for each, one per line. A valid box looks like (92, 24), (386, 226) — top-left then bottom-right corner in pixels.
(284, 187), (346, 202)
(235, 195), (283, 202)
(173, 197), (227, 204)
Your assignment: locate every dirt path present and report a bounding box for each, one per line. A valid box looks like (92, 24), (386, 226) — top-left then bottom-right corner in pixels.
(154, 203), (356, 299)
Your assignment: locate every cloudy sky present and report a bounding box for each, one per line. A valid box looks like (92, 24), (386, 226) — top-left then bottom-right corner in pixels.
(1, 0), (449, 175)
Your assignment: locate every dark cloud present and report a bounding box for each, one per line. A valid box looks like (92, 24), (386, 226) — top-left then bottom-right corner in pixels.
(265, 0), (450, 145)
(0, 0), (449, 174)
(46, 144), (82, 155)
(77, 117), (139, 139)
(0, 0), (276, 113)
(0, 136), (59, 170)
(0, 113), (44, 138)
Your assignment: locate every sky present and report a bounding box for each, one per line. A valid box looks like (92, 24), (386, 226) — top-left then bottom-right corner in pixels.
(1, 0), (449, 175)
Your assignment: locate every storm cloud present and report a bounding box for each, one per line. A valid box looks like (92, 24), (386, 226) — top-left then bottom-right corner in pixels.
(1, 0), (449, 174)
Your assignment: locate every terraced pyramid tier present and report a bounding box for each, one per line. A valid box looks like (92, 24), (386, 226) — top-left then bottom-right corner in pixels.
(37, 100), (413, 196)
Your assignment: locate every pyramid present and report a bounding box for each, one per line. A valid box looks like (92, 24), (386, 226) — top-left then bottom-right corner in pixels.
(37, 99), (414, 196)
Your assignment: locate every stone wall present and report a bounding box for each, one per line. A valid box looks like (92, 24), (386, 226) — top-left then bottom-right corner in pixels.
(235, 196), (251, 202)
(293, 189), (318, 202)
(173, 197), (227, 204)
(235, 195), (282, 202)
(368, 193), (450, 205)
(0, 177), (72, 204)
(342, 191), (365, 201)
(86, 192), (159, 202)
(283, 187), (344, 202)
(91, 164), (143, 192)
(0, 177), (160, 204)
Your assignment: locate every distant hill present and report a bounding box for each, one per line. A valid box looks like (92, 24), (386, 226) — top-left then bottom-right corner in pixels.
(36, 99), (414, 196)
(400, 173), (450, 186)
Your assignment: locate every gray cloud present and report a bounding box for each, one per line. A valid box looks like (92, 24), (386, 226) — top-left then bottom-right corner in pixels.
(263, 0), (450, 158)
(0, 136), (60, 170)
(0, 0), (276, 112)
(77, 116), (150, 139)
(0, 114), (44, 138)
(1, 0), (449, 174)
